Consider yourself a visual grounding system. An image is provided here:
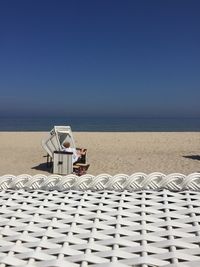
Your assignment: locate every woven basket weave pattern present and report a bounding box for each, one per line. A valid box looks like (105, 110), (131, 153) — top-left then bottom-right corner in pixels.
(0, 173), (200, 266)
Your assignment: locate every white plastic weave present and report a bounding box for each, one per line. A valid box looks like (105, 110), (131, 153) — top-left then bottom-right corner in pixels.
(0, 172), (200, 191)
(0, 189), (200, 266)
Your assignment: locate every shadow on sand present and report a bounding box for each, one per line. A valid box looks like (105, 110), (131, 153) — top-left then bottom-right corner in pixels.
(32, 162), (52, 173)
(183, 155), (200, 161)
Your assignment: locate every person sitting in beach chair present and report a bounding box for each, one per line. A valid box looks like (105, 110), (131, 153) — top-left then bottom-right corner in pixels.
(62, 142), (86, 163)
(62, 142), (89, 175)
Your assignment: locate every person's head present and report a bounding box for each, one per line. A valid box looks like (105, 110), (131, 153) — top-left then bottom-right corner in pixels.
(63, 141), (70, 148)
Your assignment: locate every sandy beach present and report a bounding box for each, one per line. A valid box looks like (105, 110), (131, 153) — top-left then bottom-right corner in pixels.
(0, 132), (199, 175)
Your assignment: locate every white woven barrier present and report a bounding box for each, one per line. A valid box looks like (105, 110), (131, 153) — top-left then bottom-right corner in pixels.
(0, 189), (200, 266)
(0, 172), (200, 191)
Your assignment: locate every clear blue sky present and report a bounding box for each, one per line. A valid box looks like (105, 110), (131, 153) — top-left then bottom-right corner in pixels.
(0, 0), (199, 117)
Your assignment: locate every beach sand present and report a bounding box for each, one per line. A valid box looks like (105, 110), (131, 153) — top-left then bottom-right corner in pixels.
(0, 132), (199, 175)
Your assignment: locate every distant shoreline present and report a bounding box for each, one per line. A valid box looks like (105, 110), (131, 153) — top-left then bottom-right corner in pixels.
(0, 130), (200, 133)
(0, 117), (200, 132)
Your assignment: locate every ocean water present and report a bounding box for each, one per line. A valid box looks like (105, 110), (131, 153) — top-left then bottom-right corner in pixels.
(0, 117), (199, 132)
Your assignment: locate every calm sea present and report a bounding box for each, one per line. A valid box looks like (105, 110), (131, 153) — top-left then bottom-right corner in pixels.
(0, 117), (199, 132)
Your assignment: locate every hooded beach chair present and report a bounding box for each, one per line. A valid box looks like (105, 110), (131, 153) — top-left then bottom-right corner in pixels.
(42, 126), (89, 175)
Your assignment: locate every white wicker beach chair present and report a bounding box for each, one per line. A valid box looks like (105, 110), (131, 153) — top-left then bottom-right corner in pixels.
(42, 126), (89, 175)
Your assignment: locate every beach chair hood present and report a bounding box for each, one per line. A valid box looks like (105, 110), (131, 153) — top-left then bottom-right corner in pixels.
(42, 126), (76, 158)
